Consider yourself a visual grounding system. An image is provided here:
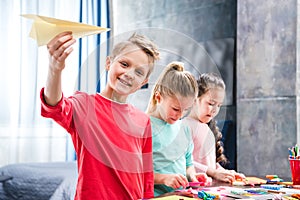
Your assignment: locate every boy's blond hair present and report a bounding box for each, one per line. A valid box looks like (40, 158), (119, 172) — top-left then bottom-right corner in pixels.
(110, 33), (160, 77)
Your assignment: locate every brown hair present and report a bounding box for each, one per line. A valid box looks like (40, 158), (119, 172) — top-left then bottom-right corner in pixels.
(110, 33), (160, 77)
(147, 61), (198, 114)
(197, 73), (227, 164)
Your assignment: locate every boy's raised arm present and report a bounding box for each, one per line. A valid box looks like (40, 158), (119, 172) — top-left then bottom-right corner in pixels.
(44, 31), (76, 106)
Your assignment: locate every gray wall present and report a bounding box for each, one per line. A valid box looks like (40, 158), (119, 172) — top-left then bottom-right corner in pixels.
(237, 0), (298, 178)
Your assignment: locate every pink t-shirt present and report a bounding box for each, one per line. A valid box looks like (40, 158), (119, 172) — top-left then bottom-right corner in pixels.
(183, 117), (223, 173)
(40, 88), (154, 200)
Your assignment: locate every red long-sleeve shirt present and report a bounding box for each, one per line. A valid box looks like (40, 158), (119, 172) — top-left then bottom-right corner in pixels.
(40, 88), (154, 200)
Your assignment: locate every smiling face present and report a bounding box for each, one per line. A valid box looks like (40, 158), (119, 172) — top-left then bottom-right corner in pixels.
(194, 87), (225, 123)
(103, 46), (150, 102)
(154, 92), (195, 124)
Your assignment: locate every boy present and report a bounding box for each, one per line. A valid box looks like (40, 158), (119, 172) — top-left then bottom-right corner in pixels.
(41, 31), (160, 199)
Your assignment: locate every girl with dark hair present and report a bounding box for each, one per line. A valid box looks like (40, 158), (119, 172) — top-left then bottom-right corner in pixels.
(183, 73), (245, 183)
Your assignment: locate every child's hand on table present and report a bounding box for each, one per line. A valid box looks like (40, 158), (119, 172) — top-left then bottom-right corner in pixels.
(213, 169), (236, 183)
(163, 174), (189, 189)
(193, 173), (212, 186)
(233, 171), (246, 180)
(230, 170), (247, 185)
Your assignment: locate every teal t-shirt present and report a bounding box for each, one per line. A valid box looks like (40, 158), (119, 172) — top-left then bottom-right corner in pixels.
(150, 116), (194, 196)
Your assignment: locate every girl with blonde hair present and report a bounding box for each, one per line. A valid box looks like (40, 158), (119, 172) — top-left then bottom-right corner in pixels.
(147, 62), (211, 196)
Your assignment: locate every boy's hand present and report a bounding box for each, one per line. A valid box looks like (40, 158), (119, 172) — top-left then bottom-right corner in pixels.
(47, 31), (76, 72)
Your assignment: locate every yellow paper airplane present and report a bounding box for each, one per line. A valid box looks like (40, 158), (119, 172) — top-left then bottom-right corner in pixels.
(22, 14), (110, 46)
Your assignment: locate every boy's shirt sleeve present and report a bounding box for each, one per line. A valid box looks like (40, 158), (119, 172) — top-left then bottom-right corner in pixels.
(40, 87), (74, 133)
(142, 118), (154, 199)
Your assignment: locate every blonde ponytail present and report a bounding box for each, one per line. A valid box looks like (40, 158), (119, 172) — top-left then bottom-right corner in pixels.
(146, 61), (197, 114)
